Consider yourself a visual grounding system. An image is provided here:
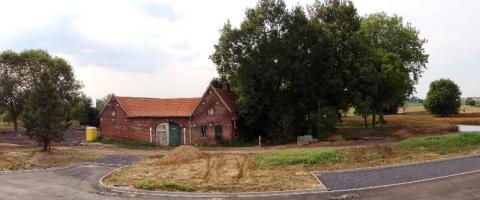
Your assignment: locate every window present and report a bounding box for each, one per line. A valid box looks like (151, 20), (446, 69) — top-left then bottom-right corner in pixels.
(207, 107), (215, 116)
(200, 125), (208, 138)
(111, 110), (116, 117)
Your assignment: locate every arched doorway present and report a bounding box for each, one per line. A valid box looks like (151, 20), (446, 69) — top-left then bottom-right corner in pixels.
(169, 122), (181, 146)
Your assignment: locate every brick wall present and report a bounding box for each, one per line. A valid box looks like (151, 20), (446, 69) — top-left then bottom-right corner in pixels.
(99, 98), (191, 144)
(190, 88), (237, 145)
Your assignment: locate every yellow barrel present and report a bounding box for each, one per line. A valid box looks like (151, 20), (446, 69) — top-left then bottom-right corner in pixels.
(86, 127), (97, 142)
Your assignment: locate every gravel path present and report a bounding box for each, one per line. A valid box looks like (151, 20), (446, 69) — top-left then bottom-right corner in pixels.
(316, 155), (480, 190)
(93, 155), (139, 166)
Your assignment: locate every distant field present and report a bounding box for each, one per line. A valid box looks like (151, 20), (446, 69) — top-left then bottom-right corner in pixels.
(0, 122), (24, 132)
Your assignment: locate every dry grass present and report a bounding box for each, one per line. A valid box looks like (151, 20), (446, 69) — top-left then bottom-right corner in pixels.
(104, 146), (319, 192)
(0, 146), (102, 170)
(105, 135), (480, 192)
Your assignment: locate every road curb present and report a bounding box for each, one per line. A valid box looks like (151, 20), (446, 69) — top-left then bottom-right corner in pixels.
(98, 166), (327, 198)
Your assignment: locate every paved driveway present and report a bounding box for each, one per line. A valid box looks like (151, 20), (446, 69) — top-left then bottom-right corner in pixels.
(315, 155), (480, 190)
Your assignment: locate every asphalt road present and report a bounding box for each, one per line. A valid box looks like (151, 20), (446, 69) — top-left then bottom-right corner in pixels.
(1, 155), (480, 200)
(316, 155), (480, 190)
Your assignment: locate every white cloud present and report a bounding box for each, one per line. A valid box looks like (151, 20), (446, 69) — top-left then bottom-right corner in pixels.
(1, 0), (479, 99)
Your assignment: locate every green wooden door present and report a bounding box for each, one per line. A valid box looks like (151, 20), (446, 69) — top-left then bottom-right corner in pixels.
(214, 125), (223, 141)
(169, 123), (181, 145)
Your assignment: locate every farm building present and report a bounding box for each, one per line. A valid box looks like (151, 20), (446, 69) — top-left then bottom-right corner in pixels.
(99, 84), (239, 145)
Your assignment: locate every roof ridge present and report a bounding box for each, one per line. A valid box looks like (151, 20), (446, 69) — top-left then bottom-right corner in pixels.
(116, 96), (201, 100)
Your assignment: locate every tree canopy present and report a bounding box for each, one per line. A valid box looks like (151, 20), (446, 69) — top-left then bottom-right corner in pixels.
(211, 0), (429, 142)
(424, 79), (461, 117)
(23, 72), (67, 151)
(0, 49), (82, 132)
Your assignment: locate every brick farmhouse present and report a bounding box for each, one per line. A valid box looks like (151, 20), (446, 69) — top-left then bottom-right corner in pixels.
(99, 84), (239, 145)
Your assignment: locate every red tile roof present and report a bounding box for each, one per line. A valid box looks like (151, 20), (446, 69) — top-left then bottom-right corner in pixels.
(115, 96), (201, 117)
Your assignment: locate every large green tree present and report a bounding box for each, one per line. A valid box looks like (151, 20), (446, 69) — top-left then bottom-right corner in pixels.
(23, 72), (67, 151)
(424, 79), (461, 117)
(356, 13), (429, 127)
(0, 49), (81, 132)
(211, 0), (365, 142)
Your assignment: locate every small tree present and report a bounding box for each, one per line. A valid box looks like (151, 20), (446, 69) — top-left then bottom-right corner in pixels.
(465, 97), (476, 106)
(23, 72), (66, 151)
(424, 79), (461, 117)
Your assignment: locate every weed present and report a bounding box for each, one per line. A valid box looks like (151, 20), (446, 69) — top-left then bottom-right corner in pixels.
(134, 180), (156, 190)
(159, 183), (196, 192)
(363, 151), (382, 160)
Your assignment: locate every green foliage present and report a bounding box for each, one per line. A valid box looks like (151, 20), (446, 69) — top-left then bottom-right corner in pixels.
(363, 151), (382, 160)
(159, 183), (196, 192)
(465, 97), (476, 106)
(354, 13), (428, 127)
(134, 181), (196, 192)
(70, 94), (99, 126)
(134, 180), (156, 190)
(23, 72), (67, 151)
(423, 79), (461, 117)
(253, 149), (342, 167)
(211, 0), (365, 142)
(400, 133), (480, 151)
(95, 93), (114, 112)
(0, 49), (81, 133)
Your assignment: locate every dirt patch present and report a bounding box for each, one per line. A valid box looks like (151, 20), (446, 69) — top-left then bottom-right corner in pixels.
(157, 145), (206, 165)
(0, 146), (104, 170)
(105, 150), (320, 192)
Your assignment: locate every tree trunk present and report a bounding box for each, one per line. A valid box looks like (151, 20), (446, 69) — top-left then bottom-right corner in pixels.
(9, 103), (19, 134)
(372, 112), (376, 128)
(363, 115), (368, 128)
(43, 140), (48, 152)
(379, 110), (384, 128)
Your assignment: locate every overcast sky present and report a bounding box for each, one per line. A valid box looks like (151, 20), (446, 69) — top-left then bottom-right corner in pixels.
(0, 0), (478, 101)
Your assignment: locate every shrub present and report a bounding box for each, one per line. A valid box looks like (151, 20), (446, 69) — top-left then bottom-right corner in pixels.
(134, 180), (156, 190)
(159, 183), (196, 192)
(423, 79), (461, 117)
(465, 97), (476, 106)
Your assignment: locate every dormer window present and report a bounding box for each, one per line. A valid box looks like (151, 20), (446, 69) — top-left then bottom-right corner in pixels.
(208, 107), (215, 116)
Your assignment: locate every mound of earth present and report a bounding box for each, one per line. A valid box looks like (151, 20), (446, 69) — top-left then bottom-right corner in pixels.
(158, 145), (206, 164)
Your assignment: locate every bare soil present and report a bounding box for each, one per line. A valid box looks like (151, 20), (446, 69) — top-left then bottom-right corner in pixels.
(104, 146), (320, 192)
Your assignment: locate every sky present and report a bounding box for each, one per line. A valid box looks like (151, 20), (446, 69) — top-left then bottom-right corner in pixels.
(0, 0), (478, 102)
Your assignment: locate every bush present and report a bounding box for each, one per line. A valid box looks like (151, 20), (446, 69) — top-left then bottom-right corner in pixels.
(134, 180), (156, 190)
(159, 183), (196, 192)
(465, 97), (476, 106)
(423, 79), (461, 117)
(253, 149), (342, 167)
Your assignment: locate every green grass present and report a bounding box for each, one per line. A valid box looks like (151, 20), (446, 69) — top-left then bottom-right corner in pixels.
(158, 183), (196, 192)
(253, 149), (342, 167)
(94, 136), (157, 148)
(134, 181), (196, 192)
(400, 132), (480, 152)
(134, 180), (156, 190)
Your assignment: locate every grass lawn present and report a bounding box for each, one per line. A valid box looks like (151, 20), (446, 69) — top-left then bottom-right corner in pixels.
(104, 132), (480, 192)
